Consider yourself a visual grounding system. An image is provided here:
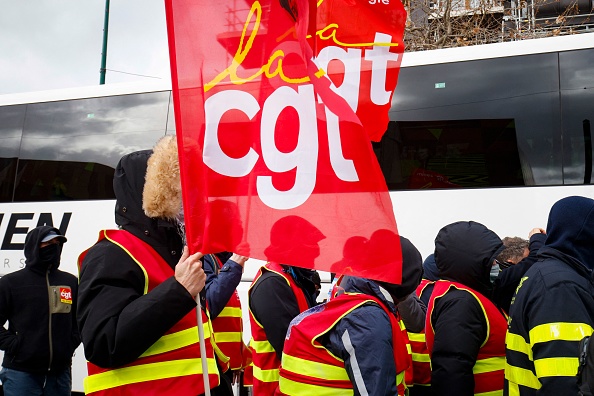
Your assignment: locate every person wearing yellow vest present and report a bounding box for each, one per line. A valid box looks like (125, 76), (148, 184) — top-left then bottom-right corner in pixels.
(425, 221), (507, 396)
(148, 135), (250, 393)
(279, 236), (424, 396)
(505, 196), (594, 395)
(77, 140), (231, 396)
(248, 216), (323, 395)
(204, 252), (251, 394)
(406, 277), (435, 396)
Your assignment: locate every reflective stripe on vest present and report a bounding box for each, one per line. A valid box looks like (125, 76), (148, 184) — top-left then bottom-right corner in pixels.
(406, 279), (434, 387)
(426, 280), (506, 395)
(248, 262), (310, 395)
(79, 230), (220, 396)
(505, 322), (594, 390)
(84, 358), (220, 394)
(208, 254), (251, 371)
(401, 319), (415, 388)
(279, 293), (409, 396)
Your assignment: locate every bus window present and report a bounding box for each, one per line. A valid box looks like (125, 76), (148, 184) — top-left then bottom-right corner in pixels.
(166, 91), (176, 135)
(559, 48), (594, 185)
(0, 105), (25, 202)
(389, 51), (563, 187)
(13, 91), (171, 202)
(373, 119), (525, 190)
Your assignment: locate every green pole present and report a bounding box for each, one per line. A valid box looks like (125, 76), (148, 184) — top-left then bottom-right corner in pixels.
(100, 0), (110, 84)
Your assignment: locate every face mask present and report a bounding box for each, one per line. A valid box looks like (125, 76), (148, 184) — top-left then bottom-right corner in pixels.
(490, 263), (501, 284)
(40, 243), (61, 268)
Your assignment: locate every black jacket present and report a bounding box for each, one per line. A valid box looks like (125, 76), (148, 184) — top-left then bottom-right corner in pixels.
(431, 221), (505, 395)
(505, 196), (594, 395)
(77, 150), (197, 368)
(249, 266), (317, 359)
(0, 225), (80, 374)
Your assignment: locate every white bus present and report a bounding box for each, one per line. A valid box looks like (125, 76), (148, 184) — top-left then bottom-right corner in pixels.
(0, 33), (593, 393)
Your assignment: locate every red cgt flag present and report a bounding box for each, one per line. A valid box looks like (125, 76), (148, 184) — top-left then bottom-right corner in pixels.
(165, 0), (406, 284)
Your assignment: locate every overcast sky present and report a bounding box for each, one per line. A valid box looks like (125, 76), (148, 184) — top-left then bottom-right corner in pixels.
(0, 0), (171, 96)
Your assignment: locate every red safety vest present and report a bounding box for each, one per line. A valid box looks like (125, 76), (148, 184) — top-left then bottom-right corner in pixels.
(248, 262), (310, 396)
(426, 280), (507, 395)
(208, 254), (252, 371)
(406, 279), (434, 388)
(279, 293), (410, 395)
(78, 230), (220, 396)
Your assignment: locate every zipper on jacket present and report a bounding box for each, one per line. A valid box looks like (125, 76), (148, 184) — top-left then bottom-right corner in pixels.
(46, 270), (53, 372)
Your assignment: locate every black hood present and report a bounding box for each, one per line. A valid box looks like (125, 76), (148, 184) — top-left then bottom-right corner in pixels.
(24, 225), (65, 273)
(376, 236), (424, 302)
(114, 150), (153, 231)
(434, 221), (503, 297)
(543, 196), (594, 271)
(113, 150), (183, 265)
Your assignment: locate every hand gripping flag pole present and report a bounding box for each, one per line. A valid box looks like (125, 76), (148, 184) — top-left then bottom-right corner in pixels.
(196, 295), (211, 396)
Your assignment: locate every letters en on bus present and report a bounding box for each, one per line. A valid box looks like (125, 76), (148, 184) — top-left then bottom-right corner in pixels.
(164, 0), (407, 284)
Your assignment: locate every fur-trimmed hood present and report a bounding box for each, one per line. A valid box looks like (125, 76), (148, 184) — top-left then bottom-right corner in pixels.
(113, 145), (183, 268)
(142, 135), (182, 220)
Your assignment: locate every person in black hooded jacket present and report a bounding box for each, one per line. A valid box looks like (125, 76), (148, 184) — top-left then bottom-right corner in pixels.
(427, 221), (507, 395)
(76, 149), (234, 396)
(0, 225), (79, 396)
(505, 196), (594, 395)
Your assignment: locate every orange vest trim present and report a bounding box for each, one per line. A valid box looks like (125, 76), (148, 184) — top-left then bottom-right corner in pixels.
(248, 262), (310, 396)
(425, 280), (507, 395)
(79, 229), (220, 396)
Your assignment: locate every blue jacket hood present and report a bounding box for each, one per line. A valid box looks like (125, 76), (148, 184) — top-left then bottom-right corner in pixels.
(422, 253), (440, 281)
(544, 196), (594, 270)
(340, 276), (397, 312)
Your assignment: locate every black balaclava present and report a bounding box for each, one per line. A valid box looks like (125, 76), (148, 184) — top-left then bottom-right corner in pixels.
(24, 225), (67, 274)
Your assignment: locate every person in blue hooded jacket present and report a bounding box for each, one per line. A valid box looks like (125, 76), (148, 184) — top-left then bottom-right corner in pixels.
(279, 236), (424, 395)
(505, 196), (594, 395)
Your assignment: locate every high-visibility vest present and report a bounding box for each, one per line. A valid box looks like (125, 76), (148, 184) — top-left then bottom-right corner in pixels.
(426, 280), (507, 396)
(406, 279), (434, 388)
(248, 262), (310, 396)
(400, 319), (414, 391)
(78, 230), (220, 396)
(208, 254), (252, 371)
(279, 292), (411, 395)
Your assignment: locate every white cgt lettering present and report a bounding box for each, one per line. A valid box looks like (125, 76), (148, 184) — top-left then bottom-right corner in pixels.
(365, 32), (400, 105)
(204, 90), (260, 177)
(258, 85), (318, 210)
(203, 85), (321, 210)
(204, 32), (399, 210)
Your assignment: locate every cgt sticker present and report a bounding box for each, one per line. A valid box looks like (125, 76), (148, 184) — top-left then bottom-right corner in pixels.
(60, 287), (73, 304)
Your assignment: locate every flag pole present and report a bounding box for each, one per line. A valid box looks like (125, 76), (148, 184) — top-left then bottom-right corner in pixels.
(196, 296), (211, 396)
(99, 0), (110, 84)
